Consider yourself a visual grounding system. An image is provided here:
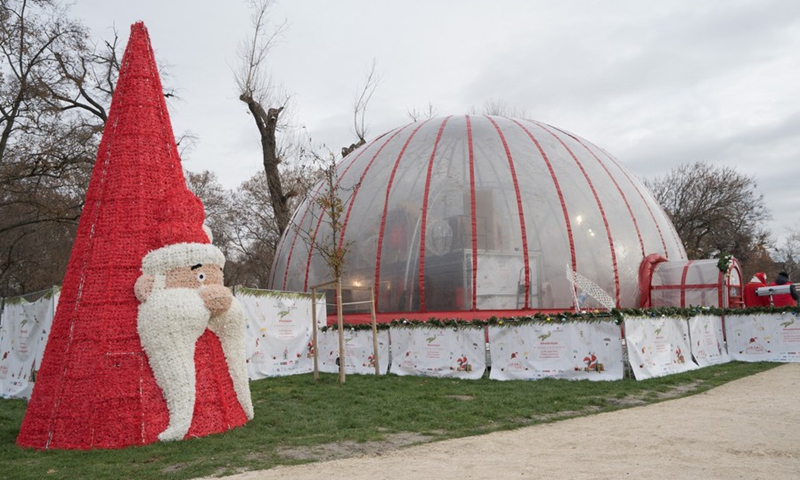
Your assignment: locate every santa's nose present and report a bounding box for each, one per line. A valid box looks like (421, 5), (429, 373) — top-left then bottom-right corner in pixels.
(200, 285), (233, 316)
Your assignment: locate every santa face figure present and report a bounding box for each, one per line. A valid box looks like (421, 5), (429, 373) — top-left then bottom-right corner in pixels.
(134, 242), (254, 441)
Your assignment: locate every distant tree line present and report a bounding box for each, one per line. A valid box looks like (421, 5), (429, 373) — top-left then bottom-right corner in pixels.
(0, 0), (116, 296)
(645, 162), (795, 283)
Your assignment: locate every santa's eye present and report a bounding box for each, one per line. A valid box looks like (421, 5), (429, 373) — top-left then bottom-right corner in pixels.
(197, 272), (206, 282)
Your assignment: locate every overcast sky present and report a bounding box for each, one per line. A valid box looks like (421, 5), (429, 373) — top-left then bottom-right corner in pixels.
(70, 0), (800, 243)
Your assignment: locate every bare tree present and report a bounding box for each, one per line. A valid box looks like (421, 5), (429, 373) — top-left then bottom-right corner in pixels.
(196, 161), (318, 289)
(469, 98), (529, 118)
(352, 60), (380, 142)
(235, 0), (296, 236)
(309, 156), (351, 281)
(291, 150), (357, 384)
(407, 102), (438, 123)
(0, 0), (118, 296)
(644, 162), (772, 272)
(2, 0), (84, 159)
(341, 60), (380, 158)
(185, 170), (230, 244)
(774, 223), (800, 280)
(739, 241), (779, 289)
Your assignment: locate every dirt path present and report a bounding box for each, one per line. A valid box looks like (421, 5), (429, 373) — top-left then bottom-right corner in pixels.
(210, 364), (800, 480)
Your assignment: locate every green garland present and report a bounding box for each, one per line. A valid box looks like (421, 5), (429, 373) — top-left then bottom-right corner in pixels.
(3, 286), (60, 305)
(321, 323), (392, 332)
(235, 286), (324, 301)
(716, 252), (733, 273)
(624, 305), (800, 318)
(319, 305), (800, 331)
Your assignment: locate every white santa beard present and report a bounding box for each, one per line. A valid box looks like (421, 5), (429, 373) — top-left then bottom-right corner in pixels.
(208, 298), (253, 420)
(137, 287), (210, 441)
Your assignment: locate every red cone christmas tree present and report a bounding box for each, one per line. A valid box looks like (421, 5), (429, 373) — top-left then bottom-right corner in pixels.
(17, 22), (248, 450)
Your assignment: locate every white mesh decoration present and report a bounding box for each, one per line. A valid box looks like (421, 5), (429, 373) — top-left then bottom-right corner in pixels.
(566, 264), (616, 312)
(425, 218), (453, 256)
(568, 264), (581, 310)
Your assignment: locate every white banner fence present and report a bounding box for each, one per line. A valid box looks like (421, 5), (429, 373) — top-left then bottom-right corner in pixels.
(624, 315), (701, 380)
(689, 315), (731, 367)
(0, 288), (60, 399)
(3, 285), (800, 398)
(390, 326), (486, 379)
(488, 321), (624, 381)
(317, 328), (390, 375)
(725, 313), (800, 362)
(238, 288), (326, 379)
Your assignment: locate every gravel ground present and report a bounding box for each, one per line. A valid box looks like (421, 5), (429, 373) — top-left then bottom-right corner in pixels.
(202, 363), (800, 480)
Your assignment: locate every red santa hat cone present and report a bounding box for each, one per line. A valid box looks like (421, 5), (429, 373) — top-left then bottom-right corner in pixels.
(17, 22), (247, 450)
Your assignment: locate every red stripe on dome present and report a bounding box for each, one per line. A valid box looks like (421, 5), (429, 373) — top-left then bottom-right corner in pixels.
(338, 125), (412, 248)
(510, 120), (578, 278)
(466, 115), (478, 310)
(599, 150), (672, 259)
(284, 140), (376, 291)
(486, 116), (531, 309)
(371, 120), (430, 311)
(565, 133), (646, 258)
(680, 260), (694, 307)
(302, 127), (408, 291)
(277, 185), (326, 290)
(302, 203), (328, 292)
(418, 116), (452, 311)
(533, 121), (621, 308)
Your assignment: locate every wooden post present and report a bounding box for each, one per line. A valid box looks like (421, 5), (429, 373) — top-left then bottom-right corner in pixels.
(370, 286), (380, 375)
(620, 320), (632, 379)
(311, 286), (319, 382)
(336, 279), (346, 384)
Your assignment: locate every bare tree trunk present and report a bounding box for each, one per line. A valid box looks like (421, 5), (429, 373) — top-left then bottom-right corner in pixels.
(0, 92), (23, 162)
(239, 94), (292, 235)
(235, 0), (295, 237)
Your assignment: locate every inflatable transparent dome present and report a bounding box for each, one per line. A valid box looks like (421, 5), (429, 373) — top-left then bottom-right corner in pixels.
(269, 115), (686, 315)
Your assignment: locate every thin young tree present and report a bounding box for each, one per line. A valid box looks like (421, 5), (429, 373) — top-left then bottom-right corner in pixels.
(290, 145), (357, 384)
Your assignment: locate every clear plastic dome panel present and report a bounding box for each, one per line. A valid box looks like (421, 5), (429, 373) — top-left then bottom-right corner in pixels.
(269, 115), (687, 313)
(650, 259), (724, 307)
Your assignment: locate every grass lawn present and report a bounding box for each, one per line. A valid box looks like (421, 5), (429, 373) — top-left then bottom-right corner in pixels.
(0, 361), (779, 480)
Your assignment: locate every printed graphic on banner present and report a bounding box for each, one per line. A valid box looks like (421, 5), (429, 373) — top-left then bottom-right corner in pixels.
(488, 322), (623, 381)
(0, 289), (59, 399)
(688, 315), (730, 367)
(625, 316), (699, 380)
(390, 326), (485, 379)
(726, 313), (800, 362)
(317, 328), (390, 374)
(238, 289), (324, 379)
